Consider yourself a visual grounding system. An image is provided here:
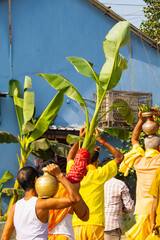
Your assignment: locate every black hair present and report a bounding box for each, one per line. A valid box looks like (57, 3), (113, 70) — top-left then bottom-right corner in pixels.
(36, 159), (57, 176)
(100, 157), (112, 167)
(90, 150), (99, 164)
(17, 166), (39, 191)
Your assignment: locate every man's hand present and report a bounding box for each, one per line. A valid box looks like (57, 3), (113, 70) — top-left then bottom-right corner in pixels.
(95, 128), (104, 143)
(138, 111), (145, 122)
(43, 164), (61, 178)
(151, 107), (160, 118)
(79, 126), (86, 138)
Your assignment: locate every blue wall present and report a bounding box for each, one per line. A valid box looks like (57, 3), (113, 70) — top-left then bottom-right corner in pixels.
(0, 0), (160, 212)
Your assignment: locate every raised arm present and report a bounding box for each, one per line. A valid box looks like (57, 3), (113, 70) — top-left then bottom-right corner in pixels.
(132, 111), (145, 146)
(96, 130), (124, 166)
(44, 164), (81, 206)
(67, 126), (85, 163)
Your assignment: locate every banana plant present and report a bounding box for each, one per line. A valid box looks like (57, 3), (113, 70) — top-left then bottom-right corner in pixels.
(0, 171), (13, 217)
(38, 21), (135, 153)
(0, 76), (69, 213)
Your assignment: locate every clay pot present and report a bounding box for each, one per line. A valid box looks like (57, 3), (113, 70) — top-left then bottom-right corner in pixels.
(35, 171), (59, 198)
(142, 111), (159, 135)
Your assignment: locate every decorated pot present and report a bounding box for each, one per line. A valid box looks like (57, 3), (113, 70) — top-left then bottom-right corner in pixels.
(142, 111), (159, 135)
(35, 171), (59, 198)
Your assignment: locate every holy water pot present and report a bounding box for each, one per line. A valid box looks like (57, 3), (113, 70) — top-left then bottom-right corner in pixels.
(142, 111), (159, 135)
(35, 171), (59, 198)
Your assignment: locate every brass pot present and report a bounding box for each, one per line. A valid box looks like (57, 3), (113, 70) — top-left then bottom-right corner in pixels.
(35, 171), (59, 198)
(142, 111), (159, 135)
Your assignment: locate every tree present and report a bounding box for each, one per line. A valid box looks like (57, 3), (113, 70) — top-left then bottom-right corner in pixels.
(140, 0), (160, 41)
(0, 76), (70, 214)
(38, 21), (135, 153)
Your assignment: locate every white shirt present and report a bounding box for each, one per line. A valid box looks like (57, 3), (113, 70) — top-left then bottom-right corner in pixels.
(104, 177), (134, 231)
(14, 196), (49, 240)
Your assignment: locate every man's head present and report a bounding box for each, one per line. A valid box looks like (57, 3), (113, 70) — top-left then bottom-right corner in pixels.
(36, 159), (57, 176)
(17, 166), (39, 191)
(90, 150), (99, 168)
(144, 135), (160, 150)
(100, 157), (112, 167)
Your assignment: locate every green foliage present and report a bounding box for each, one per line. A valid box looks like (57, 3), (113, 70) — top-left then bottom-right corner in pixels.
(0, 76), (69, 215)
(0, 171), (13, 217)
(138, 99), (150, 112)
(140, 0), (160, 41)
(39, 21), (134, 152)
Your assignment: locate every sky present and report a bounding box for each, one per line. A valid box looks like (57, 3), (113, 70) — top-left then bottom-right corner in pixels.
(99, 0), (147, 28)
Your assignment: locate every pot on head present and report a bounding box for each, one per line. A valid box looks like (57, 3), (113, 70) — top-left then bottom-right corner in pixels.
(142, 111), (159, 135)
(35, 171), (59, 198)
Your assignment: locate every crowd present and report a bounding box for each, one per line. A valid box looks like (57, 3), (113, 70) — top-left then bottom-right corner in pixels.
(1, 108), (160, 240)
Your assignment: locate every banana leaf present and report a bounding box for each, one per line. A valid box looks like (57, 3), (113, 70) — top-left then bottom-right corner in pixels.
(99, 21), (130, 91)
(0, 131), (19, 144)
(107, 102), (135, 126)
(27, 91), (64, 143)
(0, 171), (13, 185)
(24, 76), (32, 91)
(66, 134), (84, 145)
(22, 121), (35, 135)
(9, 80), (24, 134)
(2, 188), (25, 196)
(9, 79), (21, 97)
(23, 91), (35, 123)
(37, 73), (87, 107)
(104, 127), (131, 141)
(30, 138), (71, 158)
(66, 57), (99, 84)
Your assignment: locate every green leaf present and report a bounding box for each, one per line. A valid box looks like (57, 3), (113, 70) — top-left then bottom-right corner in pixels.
(9, 79), (21, 97)
(31, 139), (71, 159)
(66, 134), (84, 145)
(22, 121), (35, 135)
(104, 127), (131, 141)
(0, 131), (19, 144)
(66, 57), (99, 84)
(23, 91), (35, 123)
(27, 91), (64, 143)
(0, 171), (13, 185)
(109, 102), (135, 125)
(2, 188), (25, 196)
(37, 73), (87, 107)
(13, 96), (24, 134)
(24, 76), (32, 91)
(99, 21), (130, 91)
(30, 138), (51, 151)
(0, 216), (7, 222)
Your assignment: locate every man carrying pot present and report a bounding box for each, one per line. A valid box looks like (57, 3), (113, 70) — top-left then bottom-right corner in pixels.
(119, 109), (160, 240)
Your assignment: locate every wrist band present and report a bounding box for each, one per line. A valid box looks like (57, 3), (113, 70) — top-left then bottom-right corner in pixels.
(101, 140), (106, 145)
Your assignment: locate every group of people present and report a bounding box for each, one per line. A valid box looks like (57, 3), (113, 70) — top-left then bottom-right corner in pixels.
(2, 108), (160, 240)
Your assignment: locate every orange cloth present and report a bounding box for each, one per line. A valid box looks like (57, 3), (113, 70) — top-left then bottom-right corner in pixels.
(48, 183), (71, 231)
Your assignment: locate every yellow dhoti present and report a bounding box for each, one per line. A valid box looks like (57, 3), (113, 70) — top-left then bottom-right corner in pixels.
(126, 215), (151, 240)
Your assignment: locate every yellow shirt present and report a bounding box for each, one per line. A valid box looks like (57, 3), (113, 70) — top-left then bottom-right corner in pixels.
(67, 160), (117, 227)
(149, 167), (160, 228)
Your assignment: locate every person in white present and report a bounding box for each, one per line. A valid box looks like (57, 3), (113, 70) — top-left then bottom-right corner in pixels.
(101, 159), (134, 240)
(1, 164), (83, 240)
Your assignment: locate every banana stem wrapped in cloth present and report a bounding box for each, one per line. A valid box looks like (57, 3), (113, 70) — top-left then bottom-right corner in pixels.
(66, 148), (90, 183)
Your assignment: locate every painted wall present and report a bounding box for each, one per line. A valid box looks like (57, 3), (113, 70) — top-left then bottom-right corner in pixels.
(0, 0), (159, 212)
